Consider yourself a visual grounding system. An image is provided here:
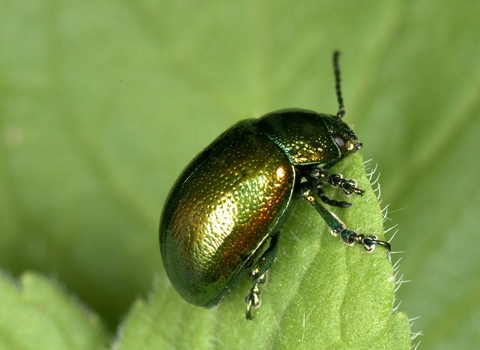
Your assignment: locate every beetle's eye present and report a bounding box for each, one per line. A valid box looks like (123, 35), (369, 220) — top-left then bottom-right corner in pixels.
(333, 135), (346, 151)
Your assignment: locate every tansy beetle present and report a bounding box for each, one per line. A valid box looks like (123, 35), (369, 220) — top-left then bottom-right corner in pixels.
(160, 51), (390, 320)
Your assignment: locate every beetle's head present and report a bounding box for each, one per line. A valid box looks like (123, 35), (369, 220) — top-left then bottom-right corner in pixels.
(322, 114), (362, 161)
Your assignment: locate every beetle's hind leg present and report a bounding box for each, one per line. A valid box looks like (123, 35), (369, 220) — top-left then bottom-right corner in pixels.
(245, 232), (279, 320)
(245, 273), (266, 320)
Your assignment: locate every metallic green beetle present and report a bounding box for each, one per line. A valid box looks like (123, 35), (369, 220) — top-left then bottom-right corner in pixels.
(160, 51), (390, 320)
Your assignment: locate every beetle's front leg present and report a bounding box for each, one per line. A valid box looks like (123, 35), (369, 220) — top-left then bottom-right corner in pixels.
(307, 166), (361, 208)
(310, 166), (364, 196)
(327, 173), (364, 196)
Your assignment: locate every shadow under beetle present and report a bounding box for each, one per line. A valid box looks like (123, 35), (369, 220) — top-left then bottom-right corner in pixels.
(160, 51), (391, 320)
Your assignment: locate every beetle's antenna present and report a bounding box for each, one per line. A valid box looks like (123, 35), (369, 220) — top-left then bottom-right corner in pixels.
(333, 50), (345, 119)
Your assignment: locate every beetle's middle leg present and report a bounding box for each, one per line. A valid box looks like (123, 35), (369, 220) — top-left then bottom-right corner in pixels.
(298, 182), (391, 252)
(245, 232), (279, 320)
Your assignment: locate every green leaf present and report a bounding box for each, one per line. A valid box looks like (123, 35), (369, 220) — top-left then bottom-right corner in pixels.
(0, 272), (109, 349)
(117, 153), (411, 349)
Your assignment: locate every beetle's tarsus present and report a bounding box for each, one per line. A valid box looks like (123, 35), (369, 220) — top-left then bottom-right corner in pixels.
(245, 274), (266, 320)
(309, 166), (364, 198)
(340, 230), (391, 252)
(327, 173), (364, 196)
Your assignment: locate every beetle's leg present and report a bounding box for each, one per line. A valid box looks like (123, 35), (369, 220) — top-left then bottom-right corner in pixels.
(310, 166), (364, 197)
(317, 181), (352, 208)
(299, 183), (391, 252)
(308, 167), (356, 207)
(245, 273), (266, 320)
(340, 230), (392, 251)
(245, 232), (279, 320)
(327, 173), (364, 196)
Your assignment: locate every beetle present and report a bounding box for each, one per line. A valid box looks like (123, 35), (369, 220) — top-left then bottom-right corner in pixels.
(160, 51), (390, 320)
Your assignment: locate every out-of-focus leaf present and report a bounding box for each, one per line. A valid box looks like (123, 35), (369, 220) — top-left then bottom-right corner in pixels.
(0, 272), (108, 349)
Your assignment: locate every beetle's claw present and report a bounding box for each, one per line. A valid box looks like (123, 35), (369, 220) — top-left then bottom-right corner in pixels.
(245, 292), (259, 320)
(363, 236), (391, 252)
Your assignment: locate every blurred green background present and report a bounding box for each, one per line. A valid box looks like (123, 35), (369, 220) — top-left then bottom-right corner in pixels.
(1, 0), (479, 348)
